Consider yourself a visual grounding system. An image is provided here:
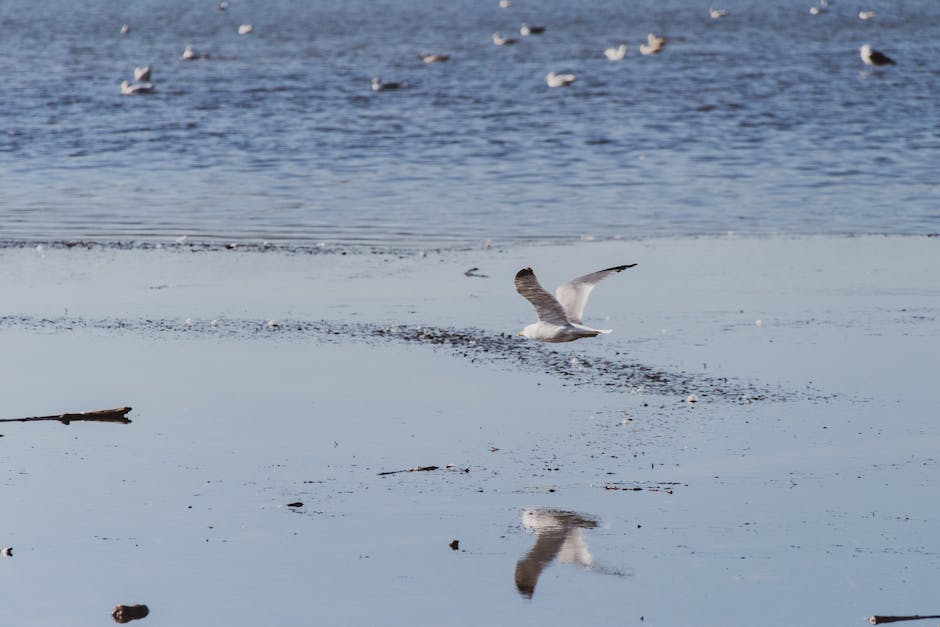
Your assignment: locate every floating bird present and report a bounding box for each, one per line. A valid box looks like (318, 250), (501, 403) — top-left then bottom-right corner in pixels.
(515, 509), (599, 598)
(515, 264), (635, 342)
(709, 7), (729, 19)
(520, 23), (545, 36)
(217, 1), (228, 9)
(119, 24), (130, 35)
(371, 77), (403, 91)
(238, 23), (253, 35)
(640, 32), (667, 55)
(499, 0), (512, 7)
(133, 65), (151, 81)
(604, 44), (628, 60)
(180, 45), (200, 60)
(860, 44), (895, 66)
(809, 6), (826, 15)
(858, 10), (876, 20)
(419, 53), (450, 63)
(545, 71), (576, 87)
(120, 80), (154, 95)
(492, 32), (519, 46)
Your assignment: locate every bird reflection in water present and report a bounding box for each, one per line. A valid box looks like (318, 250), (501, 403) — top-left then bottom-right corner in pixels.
(514, 508), (623, 598)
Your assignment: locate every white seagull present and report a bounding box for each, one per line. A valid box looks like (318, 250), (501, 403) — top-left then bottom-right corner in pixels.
(520, 23), (545, 36)
(238, 24), (253, 35)
(120, 80), (154, 95)
(492, 32), (519, 46)
(709, 7), (729, 19)
(604, 44), (628, 60)
(180, 45), (200, 60)
(499, 0), (512, 7)
(858, 10), (876, 20)
(371, 77), (403, 91)
(545, 71), (576, 87)
(860, 44), (895, 67)
(515, 509), (599, 598)
(640, 32), (667, 55)
(809, 6), (826, 15)
(419, 53), (450, 63)
(133, 65), (151, 81)
(120, 24), (130, 34)
(515, 264), (635, 342)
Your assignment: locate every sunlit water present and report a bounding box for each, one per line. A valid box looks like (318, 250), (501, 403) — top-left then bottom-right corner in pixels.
(2, 0), (938, 248)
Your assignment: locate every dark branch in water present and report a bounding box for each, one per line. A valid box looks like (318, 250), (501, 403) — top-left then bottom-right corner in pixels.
(377, 465), (440, 476)
(869, 616), (940, 625)
(0, 407), (132, 425)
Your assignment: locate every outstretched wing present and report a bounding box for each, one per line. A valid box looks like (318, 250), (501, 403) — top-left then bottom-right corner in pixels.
(515, 267), (570, 325)
(555, 264), (636, 324)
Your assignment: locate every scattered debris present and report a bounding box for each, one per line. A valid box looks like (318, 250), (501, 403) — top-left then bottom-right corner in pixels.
(286, 502), (303, 508)
(464, 267), (489, 278)
(112, 604), (149, 623)
(449, 539), (459, 550)
(604, 481), (682, 494)
(377, 465), (439, 476)
(0, 407), (132, 426)
(869, 616), (940, 625)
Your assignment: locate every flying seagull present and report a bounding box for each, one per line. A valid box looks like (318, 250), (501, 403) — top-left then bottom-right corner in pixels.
(860, 44), (895, 66)
(515, 264), (635, 342)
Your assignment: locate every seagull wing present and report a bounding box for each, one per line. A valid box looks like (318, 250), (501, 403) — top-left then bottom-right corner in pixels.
(515, 268), (570, 325)
(555, 264), (636, 324)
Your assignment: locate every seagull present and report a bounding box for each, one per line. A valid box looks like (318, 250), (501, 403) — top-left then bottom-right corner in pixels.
(238, 24), (253, 35)
(545, 71), (576, 87)
(520, 23), (545, 36)
(371, 77), (403, 91)
(419, 53), (450, 63)
(604, 44), (628, 60)
(709, 7), (729, 18)
(514, 509), (599, 598)
(120, 24), (130, 34)
(492, 32), (519, 46)
(180, 45), (200, 60)
(640, 32), (666, 55)
(515, 264), (635, 342)
(120, 80), (154, 95)
(809, 6), (826, 14)
(858, 10), (876, 20)
(133, 65), (151, 81)
(499, 0), (512, 7)
(217, 1), (228, 9)
(860, 44), (895, 66)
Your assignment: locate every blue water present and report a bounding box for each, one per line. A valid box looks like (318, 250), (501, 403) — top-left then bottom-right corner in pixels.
(1, 0), (938, 248)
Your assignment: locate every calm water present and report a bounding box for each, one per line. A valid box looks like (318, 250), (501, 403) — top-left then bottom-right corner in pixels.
(1, 0), (938, 248)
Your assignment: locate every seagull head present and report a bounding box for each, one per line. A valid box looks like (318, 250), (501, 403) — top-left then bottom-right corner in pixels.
(519, 324), (538, 338)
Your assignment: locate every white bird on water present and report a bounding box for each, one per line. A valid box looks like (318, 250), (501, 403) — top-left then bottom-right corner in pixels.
(134, 65), (151, 81)
(120, 80), (154, 95)
(545, 71), (575, 87)
(515, 264), (635, 342)
(492, 32), (519, 46)
(860, 44), (895, 67)
(858, 10), (876, 20)
(371, 77), (403, 91)
(639, 32), (666, 55)
(419, 53), (450, 63)
(238, 24), (253, 35)
(520, 23), (545, 36)
(180, 45), (200, 60)
(709, 7), (729, 19)
(604, 44), (627, 60)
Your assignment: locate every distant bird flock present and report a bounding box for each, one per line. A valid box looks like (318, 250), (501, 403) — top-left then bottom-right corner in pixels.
(117, 1), (898, 96)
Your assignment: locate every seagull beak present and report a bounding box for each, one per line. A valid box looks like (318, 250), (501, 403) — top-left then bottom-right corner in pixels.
(517, 331), (524, 336)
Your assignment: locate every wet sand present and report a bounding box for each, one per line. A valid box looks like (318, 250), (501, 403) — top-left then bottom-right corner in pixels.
(1, 235), (938, 626)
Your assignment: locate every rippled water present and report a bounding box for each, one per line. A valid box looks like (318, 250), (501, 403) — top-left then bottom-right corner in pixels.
(2, 0), (938, 247)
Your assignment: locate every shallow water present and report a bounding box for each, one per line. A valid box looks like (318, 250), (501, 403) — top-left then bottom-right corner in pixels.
(2, 0), (939, 247)
(1, 237), (938, 626)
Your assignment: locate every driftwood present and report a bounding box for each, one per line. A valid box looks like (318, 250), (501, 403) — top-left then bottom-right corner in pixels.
(377, 465), (440, 476)
(0, 407), (132, 425)
(870, 616), (940, 625)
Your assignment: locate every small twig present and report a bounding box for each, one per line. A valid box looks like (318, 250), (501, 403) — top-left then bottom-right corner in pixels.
(377, 465), (440, 476)
(870, 615), (940, 625)
(0, 407), (132, 425)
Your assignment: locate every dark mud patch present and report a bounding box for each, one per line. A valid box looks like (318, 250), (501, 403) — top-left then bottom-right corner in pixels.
(0, 315), (808, 402)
